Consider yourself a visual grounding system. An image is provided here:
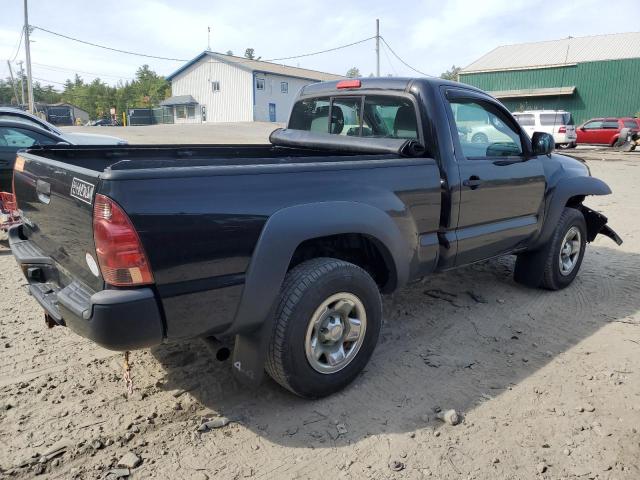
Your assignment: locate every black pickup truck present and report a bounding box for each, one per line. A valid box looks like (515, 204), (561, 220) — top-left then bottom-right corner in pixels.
(9, 78), (622, 398)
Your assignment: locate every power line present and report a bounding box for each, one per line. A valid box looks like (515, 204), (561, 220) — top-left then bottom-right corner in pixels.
(261, 36), (376, 63)
(379, 36), (434, 77)
(33, 24), (376, 68)
(33, 62), (134, 81)
(10, 27), (25, 62)
(381, 42), (398, 76)
(32, 25), (191, 62)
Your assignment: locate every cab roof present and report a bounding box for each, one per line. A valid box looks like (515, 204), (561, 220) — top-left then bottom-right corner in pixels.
(299, 77), (485, 98)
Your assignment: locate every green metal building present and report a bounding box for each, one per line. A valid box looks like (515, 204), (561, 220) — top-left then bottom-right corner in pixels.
(459, 32), (640, 124)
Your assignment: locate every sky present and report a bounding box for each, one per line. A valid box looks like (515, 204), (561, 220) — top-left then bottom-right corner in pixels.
(1, 0), (639, 88)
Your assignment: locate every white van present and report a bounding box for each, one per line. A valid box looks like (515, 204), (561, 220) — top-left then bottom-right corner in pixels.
(512, 110), (577, 149)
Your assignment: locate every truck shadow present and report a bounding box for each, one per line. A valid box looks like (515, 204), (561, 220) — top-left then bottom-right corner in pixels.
(150, 244), (640, 448)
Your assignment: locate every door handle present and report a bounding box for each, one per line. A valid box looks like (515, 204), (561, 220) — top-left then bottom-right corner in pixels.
(463, 176), (483, 189)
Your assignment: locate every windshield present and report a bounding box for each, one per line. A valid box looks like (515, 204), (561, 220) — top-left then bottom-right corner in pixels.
(289, 95), (419, 140)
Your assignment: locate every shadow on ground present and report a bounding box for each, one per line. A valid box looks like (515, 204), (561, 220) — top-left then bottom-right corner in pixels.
(151, 245), (639, 448)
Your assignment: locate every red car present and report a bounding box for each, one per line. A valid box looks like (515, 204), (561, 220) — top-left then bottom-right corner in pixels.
(576, 117), (639, 146)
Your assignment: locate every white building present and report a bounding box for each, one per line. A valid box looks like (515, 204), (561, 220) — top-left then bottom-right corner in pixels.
(162, 51), (343, 124)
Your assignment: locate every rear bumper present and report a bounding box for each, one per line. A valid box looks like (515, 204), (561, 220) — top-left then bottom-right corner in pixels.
(553, 133), (576, 144)
(9, 226), (164, 351)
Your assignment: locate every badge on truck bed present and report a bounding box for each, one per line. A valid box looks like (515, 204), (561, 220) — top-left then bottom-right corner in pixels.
(70, 178), (95, 205)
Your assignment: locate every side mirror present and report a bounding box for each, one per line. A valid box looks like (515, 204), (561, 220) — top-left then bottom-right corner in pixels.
(531, 132), (554, 156)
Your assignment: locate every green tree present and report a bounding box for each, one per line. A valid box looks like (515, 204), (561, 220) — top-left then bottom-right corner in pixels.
(226, 50), (233, 56)
(244, 48), (256, 60)
(346, 67), (361, 78)
(440, 65), (461, 81)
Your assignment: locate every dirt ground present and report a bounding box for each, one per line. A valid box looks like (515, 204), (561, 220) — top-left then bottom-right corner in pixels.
(1, 141), (639, 479)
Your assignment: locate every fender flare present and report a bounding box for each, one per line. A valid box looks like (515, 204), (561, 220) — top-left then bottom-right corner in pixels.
(227, 201), (413, 385)
(534, 176), (611, 248)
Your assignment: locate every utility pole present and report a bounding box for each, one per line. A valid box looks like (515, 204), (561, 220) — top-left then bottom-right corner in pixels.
(23, 0), (35, 113)
(17, 61), (26, 106)
(207, 26), (211, 51)
(6, 61), (20, 106)
(375, 19), (380, 77)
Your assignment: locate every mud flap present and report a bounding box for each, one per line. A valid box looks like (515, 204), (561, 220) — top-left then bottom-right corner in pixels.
(231, 332), (266, 387)
(513, 240), (553, 288)
(231, 315), (276, 387)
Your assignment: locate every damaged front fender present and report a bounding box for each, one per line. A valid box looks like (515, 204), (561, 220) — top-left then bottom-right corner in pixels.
(579, 205), (623, 245)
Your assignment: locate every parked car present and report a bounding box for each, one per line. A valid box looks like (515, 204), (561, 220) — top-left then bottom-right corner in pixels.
(9, 78), (622, 398)
(0, 108), (127, 146)
(576, 117), (639, 146)
(513, 110), (577, 149)
(89, 118), (123, 127)
(0, 120), (71, 193)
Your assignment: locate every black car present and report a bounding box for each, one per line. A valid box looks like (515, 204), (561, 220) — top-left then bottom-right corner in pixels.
(0, 120), (67, 192)
(9, 77), (622, 398)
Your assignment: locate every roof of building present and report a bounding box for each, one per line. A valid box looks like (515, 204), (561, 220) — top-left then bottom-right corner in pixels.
(166, 51), (344, 82)
(160, 94), (198, 106)
(461, 32), (640, 74)
(487, 86), (576, 99)
(47, 102), (90, 114)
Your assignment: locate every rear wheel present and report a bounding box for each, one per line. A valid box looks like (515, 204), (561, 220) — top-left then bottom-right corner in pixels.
(265, 258), (382, 398)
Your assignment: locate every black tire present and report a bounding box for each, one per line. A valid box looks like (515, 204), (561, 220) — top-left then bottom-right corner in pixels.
(540, 208), (587, 290)
(471, 132), (488, 143)
(265, 258), (382, 398)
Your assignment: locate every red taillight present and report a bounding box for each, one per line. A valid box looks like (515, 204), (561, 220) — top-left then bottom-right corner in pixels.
(93, 194), (154, 286)
(558, 126), (566, 133)
(336, 79), (361, 89)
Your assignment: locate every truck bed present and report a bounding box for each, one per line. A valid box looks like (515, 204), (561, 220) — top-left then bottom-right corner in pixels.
(23, 143), (405, 174)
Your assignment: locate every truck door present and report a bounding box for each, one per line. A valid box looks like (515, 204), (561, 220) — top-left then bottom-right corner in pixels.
(443, 89), (546, 266)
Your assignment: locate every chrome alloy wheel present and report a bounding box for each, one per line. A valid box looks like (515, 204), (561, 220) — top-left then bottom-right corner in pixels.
(559, 226), (582, 276)
(304, 293), (367, 374)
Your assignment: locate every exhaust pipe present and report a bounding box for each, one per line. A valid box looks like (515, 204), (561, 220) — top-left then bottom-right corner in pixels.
(202, 336), (231, 362)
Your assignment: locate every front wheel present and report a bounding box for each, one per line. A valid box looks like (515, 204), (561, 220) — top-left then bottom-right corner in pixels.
(540, 208), (587, 290)
(265, 258), (382, 398)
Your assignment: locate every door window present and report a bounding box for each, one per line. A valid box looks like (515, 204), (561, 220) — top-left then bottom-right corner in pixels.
(513, 114), (535, 127)
(0, 127), (57, 148)
(583, 120), (603, 130)
(449, 99), (523, 158)
(602, 119), (619, 129)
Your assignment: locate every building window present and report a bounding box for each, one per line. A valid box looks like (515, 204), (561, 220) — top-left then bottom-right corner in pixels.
(281, 81), (288, 94)
(211, 81), (220, 92)
(256, 78), (265, 90)
(175, 105), (196, 119)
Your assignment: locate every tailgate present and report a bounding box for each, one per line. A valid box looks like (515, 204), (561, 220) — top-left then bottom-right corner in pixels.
(13, 152), (103, 292)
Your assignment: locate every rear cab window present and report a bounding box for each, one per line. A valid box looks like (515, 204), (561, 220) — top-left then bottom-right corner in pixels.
(289, 95), (419, 140)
